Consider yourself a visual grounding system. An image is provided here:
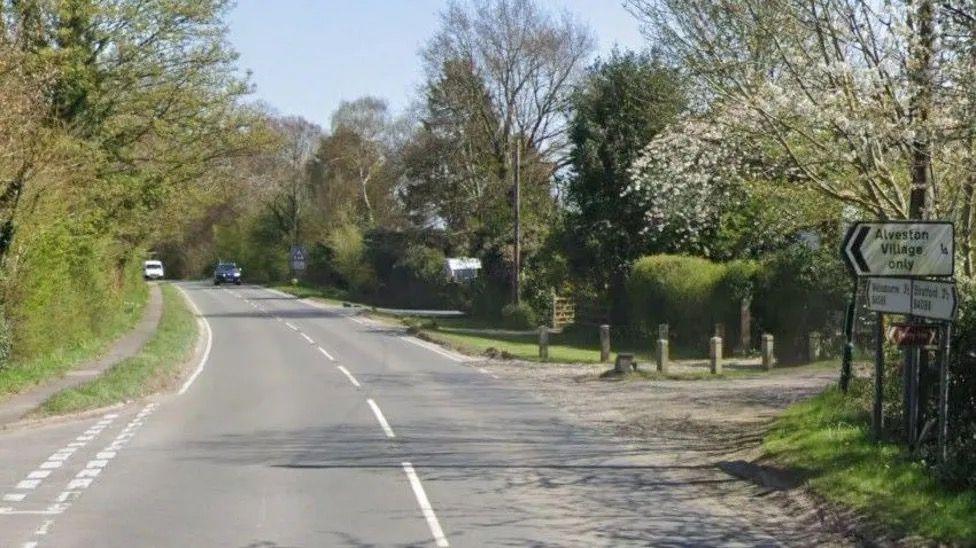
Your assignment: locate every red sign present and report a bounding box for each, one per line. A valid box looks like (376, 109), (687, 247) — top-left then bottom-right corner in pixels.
(886, 324), (937, 347)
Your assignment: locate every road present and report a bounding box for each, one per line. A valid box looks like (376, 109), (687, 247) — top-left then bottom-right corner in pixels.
(0, 282), (805, 547)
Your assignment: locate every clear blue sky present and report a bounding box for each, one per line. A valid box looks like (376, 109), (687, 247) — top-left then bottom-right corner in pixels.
(227, 0), (646, 127)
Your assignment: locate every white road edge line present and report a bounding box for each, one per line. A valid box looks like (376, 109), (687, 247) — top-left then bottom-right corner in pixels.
(176, 285), (214, 396)
(366, 399), (395, 438)
(402, 462), (449, 547)
(400, 336), (465, 362)
(336, 366), (361, 388)
(317, 346), (335, 361)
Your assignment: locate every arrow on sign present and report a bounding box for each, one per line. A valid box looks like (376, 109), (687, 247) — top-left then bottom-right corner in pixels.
(845, 224), (871, 274)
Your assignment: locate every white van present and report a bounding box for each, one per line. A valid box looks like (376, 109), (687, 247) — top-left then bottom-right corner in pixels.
(143, 260), (164, 280)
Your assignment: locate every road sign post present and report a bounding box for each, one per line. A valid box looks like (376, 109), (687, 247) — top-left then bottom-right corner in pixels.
(873, 312), (884, 439)
(938, 323), (952, 462)
(842, 220), (955, 449)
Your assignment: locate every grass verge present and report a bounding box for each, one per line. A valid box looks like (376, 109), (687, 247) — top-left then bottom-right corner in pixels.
(271, 283), (351, 306)
(0, 280), (148, 400)
(36, 284), (197, 416)
(763, 379), (976, 543)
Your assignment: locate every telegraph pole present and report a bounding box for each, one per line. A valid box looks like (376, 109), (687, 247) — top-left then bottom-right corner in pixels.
(905, 0), (934, 448)
(512, 137), (522, 305)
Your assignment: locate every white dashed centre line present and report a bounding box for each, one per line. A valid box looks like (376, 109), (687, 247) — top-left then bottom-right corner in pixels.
(285, 322), (299, 331)
(402, 462), (449, 547)
(336, 366), (361, 388)
(366, 399), (395, 438)
(317, 346), (335, 361)
(300, 333), (315, 344)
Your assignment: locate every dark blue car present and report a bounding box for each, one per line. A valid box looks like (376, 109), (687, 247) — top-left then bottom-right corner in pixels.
(213, 262), (242, 285)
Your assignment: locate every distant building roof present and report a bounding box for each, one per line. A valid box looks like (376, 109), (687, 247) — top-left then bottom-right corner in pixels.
(444, 257), (482, 282)
(445, 258), (482, 271)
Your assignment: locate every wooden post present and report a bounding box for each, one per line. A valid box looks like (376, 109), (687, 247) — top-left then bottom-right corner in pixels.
(550, 289), (557, 329)
(538, 326), (549, 360)
(656, 339), (669, 374)
(710, 336), (723, 374)
(762, 334), (775, 370)
(739, 296), (751, 352)
(599, 324), (610, 363)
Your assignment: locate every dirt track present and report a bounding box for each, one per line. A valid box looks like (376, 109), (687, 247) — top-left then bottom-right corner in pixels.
(479, 358), (867, 546)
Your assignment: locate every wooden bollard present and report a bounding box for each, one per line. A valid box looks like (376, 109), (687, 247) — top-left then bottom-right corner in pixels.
(658, 323), (669, 341)
(599, 324), (610, 363)
(656, 338), (669, 373)
(808, 332), (821, 363)
(762, 333), (775, 370)
(710, 336), (723, 374)
(538, 326), (549, 360)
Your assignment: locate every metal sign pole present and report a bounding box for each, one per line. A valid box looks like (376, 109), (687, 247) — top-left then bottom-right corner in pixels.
(937, 322), (951, 463)
(907, 344), (921, 448)
(873, 311), (884, 439)
(840, 280), (857, 393)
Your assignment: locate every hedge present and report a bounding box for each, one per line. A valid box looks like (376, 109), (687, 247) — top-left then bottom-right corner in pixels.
(627, 254), (749, 348)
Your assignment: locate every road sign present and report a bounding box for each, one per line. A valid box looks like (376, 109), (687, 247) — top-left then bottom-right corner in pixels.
(843, 221), (953, 277)
(866, 278), (957, 320)
(911, 280), (957, 321)
(886, 324), (938, 347)
(867, 278), (912, 315)
(290, 245), (307, 271)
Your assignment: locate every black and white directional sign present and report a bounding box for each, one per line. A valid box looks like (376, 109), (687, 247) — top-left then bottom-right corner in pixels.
(867, 278), (957, 320)
(867, 278), (912, 315)
(911, 280), (957, 321)
(843, 222), (954, 277)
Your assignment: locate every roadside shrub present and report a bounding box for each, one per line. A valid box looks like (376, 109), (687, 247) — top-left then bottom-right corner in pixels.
(3, 217), (147, 363)
(501, 302), (537, 330)
(387, 245), (454, 308)
(0, 311), (10, 369)
(329, 224), (377, 294)
(940, 277), (976, 489)
(627, 254), (728, 347)
(753, 243), (848, 363)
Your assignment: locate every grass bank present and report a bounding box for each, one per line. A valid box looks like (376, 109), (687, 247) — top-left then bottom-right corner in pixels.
(36, 284), (198, 416)
(0, 275), (148, 400)
(414, 320), (749, 365)
(763, 379), (976, 543)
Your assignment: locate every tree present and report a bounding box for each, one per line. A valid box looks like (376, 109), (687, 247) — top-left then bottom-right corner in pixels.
(311, 97), (402, 227)
(400, 59), (508, 250)
(265, 116), (321, 247)
(625, 0), (946, 218)
(422, 0), (594, 179)
(626, 0), (976, 272)
(563, 50), (685, 318)
(0, 0), (256, 259)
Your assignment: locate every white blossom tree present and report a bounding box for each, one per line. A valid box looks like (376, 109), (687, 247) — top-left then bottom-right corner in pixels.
(626, 0), (976, 271)
(624, 115), (746, 255)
